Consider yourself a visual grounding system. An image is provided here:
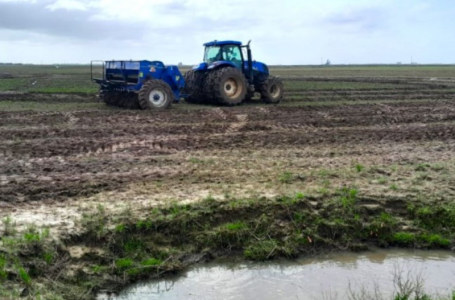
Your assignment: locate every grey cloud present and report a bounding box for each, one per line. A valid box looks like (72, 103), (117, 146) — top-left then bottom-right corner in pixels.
(0, 1), (147, 41)
(325, 7), (388, 33)
(157, 0), (190, 13)
(0, 0), (260, 43)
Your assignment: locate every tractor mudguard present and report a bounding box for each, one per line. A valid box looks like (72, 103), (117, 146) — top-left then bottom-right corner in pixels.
(192, 62), (208, 71)
(207, 61), (238, 70)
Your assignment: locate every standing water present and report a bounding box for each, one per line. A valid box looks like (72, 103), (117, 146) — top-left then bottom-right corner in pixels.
(101, 249), (455, 300)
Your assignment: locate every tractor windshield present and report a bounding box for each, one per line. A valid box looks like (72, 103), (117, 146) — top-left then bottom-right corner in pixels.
(204, 46), (222, 64)
(204, 45), (243, 68)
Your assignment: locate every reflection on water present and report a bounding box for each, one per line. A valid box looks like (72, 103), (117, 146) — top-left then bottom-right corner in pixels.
(101, 249), (455, 300)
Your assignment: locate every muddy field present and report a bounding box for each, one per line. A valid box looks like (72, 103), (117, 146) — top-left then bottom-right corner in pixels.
(1, 70), (455, 217)
(1, 65), (455, 299)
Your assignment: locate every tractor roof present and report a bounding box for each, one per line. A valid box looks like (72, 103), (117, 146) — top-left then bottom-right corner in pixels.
(203, 40), (242, 47)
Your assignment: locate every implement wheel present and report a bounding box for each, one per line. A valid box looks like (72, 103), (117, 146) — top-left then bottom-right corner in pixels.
(138, 80), (172, 110)
(101, 91), (117, 106)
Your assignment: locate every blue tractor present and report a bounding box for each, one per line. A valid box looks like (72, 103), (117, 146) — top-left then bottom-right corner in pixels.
(91, 60), (185, 109)
(183, 40), (284, 105)
(91, 40), (283, 109)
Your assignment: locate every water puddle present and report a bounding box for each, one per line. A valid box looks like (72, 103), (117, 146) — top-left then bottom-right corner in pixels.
(101, 249), (455, 300)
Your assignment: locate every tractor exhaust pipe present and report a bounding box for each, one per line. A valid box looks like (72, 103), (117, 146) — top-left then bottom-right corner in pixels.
(246, 40), (253, 83)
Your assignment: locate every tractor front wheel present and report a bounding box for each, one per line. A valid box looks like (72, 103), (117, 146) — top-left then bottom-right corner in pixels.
(138, 80), (173, 110)
(259, 76), (284, 104)
(210, 67), (247, 106)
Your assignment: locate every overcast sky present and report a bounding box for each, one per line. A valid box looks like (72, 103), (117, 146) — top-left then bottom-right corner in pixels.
(0, 0), (454, 65)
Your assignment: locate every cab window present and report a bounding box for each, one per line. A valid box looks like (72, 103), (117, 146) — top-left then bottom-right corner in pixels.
(222, 45), (242, 68)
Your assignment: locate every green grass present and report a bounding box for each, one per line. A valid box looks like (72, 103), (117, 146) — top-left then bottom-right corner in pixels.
(123, 238), (145, 253)
(408, 204), (455, 233)
(0, 255), (7, 281)
(1, 216), (16, 236)
(355, 164), (364, 172)
(0, 101), (105, 112)
(271, 65), (455, 77)
(418, 234), (450, 248)
(0, 64), (94, 75)
(279, 171), (294, 184)
(244, 240), (278, 260)
(115, 258), (133, 270)
(17, 267), (31, 286)
(392, 232), (415, 246)
(225, 221), (247, 231)
(0, 67), (97, 93)
(141, 258), (162, 266)
(43, 252), (54, 265)
(0, 78), (29, 91)
(340, 187), (358, 210)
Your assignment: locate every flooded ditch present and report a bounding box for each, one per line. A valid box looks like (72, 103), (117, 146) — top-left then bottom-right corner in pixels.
(102, 249), (455, 300)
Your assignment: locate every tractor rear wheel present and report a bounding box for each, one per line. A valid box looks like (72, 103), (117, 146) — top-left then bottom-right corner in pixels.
(259, 76), (284, 104)
(183, 70), (206, 104)
(210, 67), (247, 106)
(138, 80), (173, 109)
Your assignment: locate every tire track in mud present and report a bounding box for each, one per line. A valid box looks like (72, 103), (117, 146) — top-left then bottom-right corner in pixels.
(2, 97), (455, 203)
(2, 102), (455, 157)
(0, 167), (189, 202)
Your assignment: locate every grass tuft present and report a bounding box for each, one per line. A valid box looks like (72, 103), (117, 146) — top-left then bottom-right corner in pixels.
(115, 258), (133, 270)
(244, 240), (278, 261)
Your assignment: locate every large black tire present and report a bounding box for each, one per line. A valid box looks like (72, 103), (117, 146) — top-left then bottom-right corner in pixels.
(201, 71), (220, 105)
(138, 80), (172, 110)
(259, 76), (284, 104)
(209, 67), (247, 106)
(183, 70), (207, 104)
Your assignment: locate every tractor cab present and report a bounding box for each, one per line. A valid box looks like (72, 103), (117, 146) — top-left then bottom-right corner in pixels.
(203, 41), (243, 69)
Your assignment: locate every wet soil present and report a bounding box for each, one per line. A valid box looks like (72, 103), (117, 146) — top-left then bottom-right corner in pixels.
(1, 74), (455, 299)
(0, 75), (454, 232)
(1, 96), (455, 203)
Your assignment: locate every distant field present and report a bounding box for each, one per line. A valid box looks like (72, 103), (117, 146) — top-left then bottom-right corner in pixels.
(271, 65), (455, 77)
(1, 64), (455, 105)
(1, 64), (455, 93)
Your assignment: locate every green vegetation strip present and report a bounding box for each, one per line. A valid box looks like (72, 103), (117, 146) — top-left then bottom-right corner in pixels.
(1, 190), (455, 299)
(0, 101), (105, 112)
